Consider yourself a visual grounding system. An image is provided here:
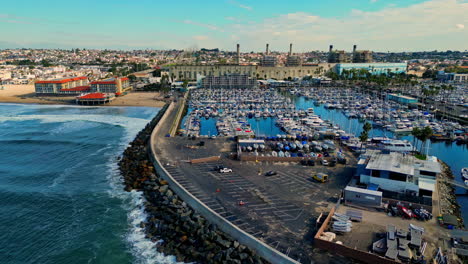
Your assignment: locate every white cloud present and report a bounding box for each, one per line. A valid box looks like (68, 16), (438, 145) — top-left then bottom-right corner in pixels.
(220, 0), (468, 51)
(228, 0), (252, 11)
(370, 0), (378, 3)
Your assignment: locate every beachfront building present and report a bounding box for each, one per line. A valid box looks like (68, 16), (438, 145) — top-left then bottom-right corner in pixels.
(35, 76), (90, 95)
(90, 77), (131, 95)
(357, 151), (441, 198)
(386, 93), (418, 105)
(335, 63), (408, 75)
(75, 92), (116, 105)
(201, 74), (257, 89)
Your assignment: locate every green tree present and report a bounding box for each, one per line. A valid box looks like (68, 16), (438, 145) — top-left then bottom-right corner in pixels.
(363, 122), (372, 134)
(128, 74), (136, 82)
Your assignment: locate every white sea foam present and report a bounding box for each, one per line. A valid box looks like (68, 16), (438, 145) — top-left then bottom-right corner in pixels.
(0, 114), (150, 132)
(97, 110), (186, 264)
(0, 105), (180, 263)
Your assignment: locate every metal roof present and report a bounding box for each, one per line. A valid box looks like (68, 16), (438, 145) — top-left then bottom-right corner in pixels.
(366, 152), (414, 175)
(344, 186), (382, 196)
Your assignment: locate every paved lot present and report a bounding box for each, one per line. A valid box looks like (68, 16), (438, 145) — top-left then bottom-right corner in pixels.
(154, 107), (357, 263)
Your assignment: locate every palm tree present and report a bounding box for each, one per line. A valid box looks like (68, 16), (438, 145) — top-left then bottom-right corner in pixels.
(359, 131), (369, 153)
(411, 127), (421, 152)
(419, 126), (433, 155)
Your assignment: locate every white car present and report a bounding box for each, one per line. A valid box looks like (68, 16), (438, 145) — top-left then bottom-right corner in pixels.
(219, 168), (232, 173)
(321, 159), (329, 166)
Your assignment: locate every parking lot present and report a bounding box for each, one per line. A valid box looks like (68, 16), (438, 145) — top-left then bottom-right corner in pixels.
(156, 136), (357, 263)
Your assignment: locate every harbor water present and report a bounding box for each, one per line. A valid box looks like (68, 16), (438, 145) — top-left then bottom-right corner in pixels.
(0, 103), (179, 264)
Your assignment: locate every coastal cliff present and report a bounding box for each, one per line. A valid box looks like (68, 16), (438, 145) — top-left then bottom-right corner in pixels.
(118, 104), (267, 263)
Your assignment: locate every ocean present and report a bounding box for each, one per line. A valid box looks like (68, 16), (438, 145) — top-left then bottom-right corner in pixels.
(0, 103), (179, 264)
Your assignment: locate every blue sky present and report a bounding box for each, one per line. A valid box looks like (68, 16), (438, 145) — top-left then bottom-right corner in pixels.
(0, 0), (467, 51)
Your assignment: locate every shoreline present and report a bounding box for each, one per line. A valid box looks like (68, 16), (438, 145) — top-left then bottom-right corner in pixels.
(0, 93), (167, 108)
(118, 104), (268, 263)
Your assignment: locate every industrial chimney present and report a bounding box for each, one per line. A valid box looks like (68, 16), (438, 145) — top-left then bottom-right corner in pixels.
(236, 44), (240, 64)
(289, 43), (293, 56)
(353, 45), (357, 54)
(329, 45), (333, 53)
(266, 43), (269, 55)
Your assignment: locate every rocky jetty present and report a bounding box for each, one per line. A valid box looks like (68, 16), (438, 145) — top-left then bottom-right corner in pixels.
(438, 161), (465, 228)
(118, 104), (268, 263)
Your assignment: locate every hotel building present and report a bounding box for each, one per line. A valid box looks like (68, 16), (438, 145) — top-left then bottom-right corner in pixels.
(90, 77), (131, 95)
(35, 76), (90, 95)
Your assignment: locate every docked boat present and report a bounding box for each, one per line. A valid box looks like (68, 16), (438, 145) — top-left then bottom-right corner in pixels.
(462, 168), (468, 180)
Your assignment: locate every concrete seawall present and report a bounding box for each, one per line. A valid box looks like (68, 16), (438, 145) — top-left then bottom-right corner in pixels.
(149, 102), (300, 264)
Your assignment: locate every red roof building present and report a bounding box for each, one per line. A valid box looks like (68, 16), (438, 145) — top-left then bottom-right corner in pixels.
(35, 76), (89, 95)
(90, 77), (131, 94)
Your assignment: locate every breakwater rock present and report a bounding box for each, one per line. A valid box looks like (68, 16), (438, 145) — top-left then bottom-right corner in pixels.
(439, 161), (465, 228)
(118, 104), (268, 263)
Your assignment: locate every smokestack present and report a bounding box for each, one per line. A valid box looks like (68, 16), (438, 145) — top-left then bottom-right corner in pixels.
(289, 43), (293, 56)
(329, 45), (333, 53)
(353, 45), (357, 53)
(236, 44), (240, 64)
(266, 43), (269, 55)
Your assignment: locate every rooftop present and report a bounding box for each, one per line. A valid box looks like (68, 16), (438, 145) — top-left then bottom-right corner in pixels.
(365, 151), (441, 175)
(77, 92), (107, 99)
(35, 76), (87, 84)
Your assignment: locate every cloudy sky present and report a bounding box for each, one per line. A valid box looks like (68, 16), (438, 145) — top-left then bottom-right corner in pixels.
(0, 0), (467, 51)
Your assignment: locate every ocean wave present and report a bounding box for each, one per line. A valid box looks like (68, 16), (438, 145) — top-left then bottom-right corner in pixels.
(105, 155), (183, 264)
(0, 114), (149, 131)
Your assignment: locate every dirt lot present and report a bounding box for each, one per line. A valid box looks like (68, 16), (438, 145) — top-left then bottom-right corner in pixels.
(331, 204), (451, 259)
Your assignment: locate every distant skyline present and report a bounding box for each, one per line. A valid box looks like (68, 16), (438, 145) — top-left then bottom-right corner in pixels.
(0, 0), (467, 52)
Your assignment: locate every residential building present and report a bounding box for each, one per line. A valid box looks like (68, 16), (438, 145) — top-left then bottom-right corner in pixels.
(35, 76), (89, 95)
(357, 151), (441, 197)
(90, 77), (131, 95)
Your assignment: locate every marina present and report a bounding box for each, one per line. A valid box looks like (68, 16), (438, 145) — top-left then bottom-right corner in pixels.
(179, 86), (468, 220)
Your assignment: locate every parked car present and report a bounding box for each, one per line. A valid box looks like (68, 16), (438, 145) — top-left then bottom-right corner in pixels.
(213, 165), (224, 171)
(321, 159), (329, 166)
(197, 141), (205, 146)
(307, 159), (315, 166)
(265, 171), (277, 176)
(219, 168), (232, 173)
(300, 160), (308, 166)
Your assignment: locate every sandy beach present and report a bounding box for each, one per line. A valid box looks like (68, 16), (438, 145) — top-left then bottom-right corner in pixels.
(0, 85), (166, 107)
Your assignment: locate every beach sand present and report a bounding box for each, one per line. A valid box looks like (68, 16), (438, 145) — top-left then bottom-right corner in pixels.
(0, 85), (166, 107)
